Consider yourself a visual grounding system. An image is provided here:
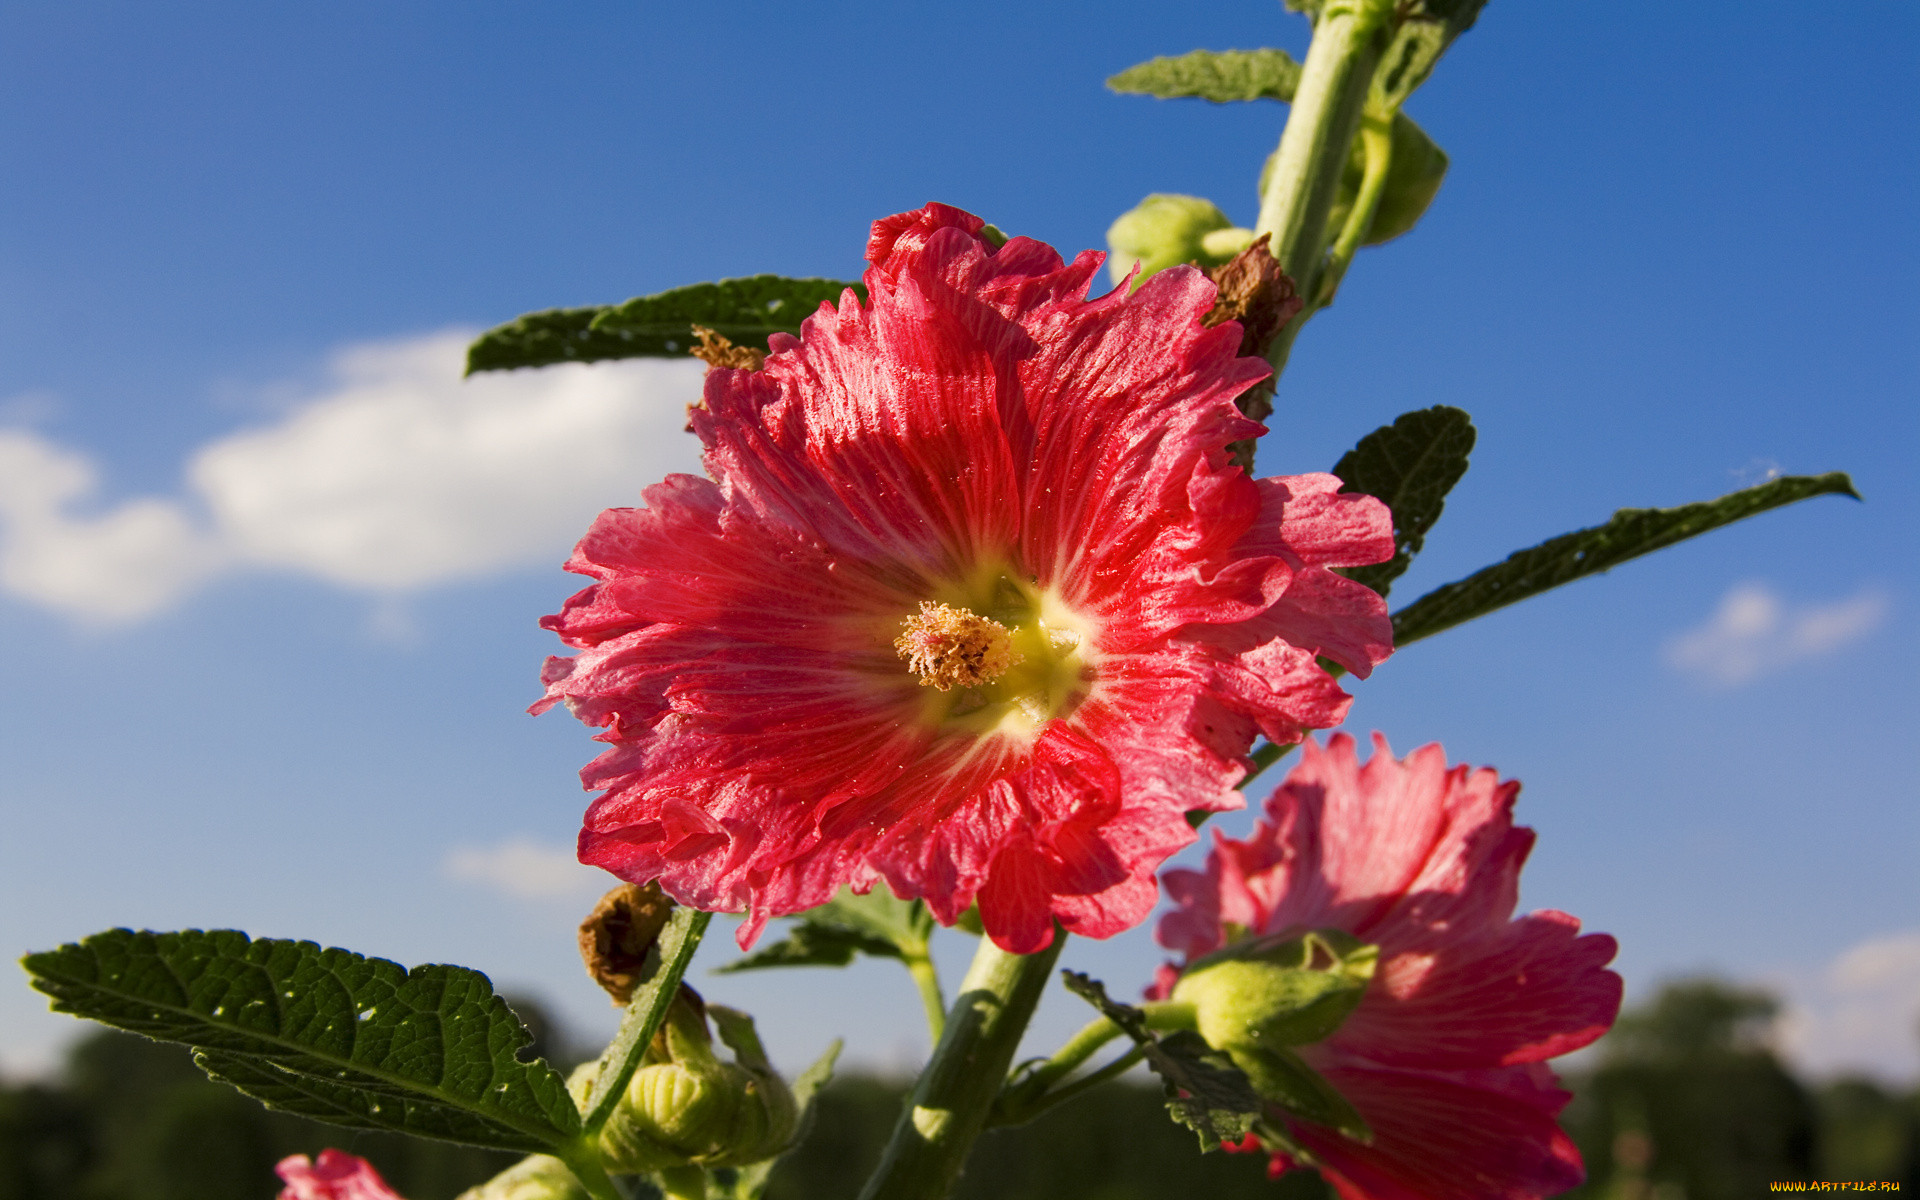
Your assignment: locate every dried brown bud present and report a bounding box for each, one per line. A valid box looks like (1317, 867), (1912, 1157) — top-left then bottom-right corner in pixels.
(579, 882), (675, 1004)
(1202, 235), (1301, 358)
(689, 325), (765, 371)
(1203, 236), (1302, 472)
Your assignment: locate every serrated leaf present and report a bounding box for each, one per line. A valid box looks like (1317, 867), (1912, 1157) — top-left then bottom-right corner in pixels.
(22, 929), (579, 1154)
(716, 886), (933, 974)
(465, 276), (862, 375)
(578, 907), (712, 1136)
(1392, 472), (1862, 647)
(1062, 971), (1263, 1152)
(1108, 48), (1302, 104)
(1332, 406), (1475, 597)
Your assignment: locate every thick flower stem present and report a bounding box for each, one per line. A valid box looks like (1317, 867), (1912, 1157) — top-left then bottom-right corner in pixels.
(1254, 0), (1397, 381)
(856, 934), (1066, 1200)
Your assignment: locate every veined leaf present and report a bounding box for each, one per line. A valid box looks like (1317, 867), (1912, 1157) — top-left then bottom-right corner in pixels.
(1332, 406), (1475, 597)
(1062, 971), (1263, 1152)
(717, 886), (934, 973)
(465, 276), (862, 374)
(1108, 49), (1302, 104)
(1392, 472), (1861, 647)
(22, 929), (578, 1154)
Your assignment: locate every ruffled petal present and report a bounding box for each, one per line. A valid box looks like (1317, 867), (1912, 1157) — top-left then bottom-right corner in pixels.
(541, 204), (1396, 950)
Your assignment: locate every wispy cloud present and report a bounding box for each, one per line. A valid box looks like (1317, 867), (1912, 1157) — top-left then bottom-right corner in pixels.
(0, 332), (707, 624)
(1663, 581), (1889, 687)
(1778, 930), (1920, 1082)
(443, 836), (609, 901)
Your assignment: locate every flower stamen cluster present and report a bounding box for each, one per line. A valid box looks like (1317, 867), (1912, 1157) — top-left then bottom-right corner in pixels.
(894, 601), (1022, 692)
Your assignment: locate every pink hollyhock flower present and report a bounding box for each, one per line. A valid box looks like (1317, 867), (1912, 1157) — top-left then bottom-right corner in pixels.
(276, 1150), (405, 1200)
(1156, 733), (1623, 1200)
(536, 203), (1394, 953)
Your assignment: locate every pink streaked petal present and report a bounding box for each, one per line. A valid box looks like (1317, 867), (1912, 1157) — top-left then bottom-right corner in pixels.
(1334, 915), (1622, 1069)
(542, 204), (1390, 948)
(1288, 1064), (1585, 1200)
(1240, 474), (1396, 570)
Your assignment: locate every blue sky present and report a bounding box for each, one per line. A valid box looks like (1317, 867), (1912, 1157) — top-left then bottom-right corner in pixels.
(2, 1), (1915, 1084)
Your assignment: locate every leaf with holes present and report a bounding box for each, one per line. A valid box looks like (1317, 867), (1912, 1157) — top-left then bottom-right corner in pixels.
(1332, 406), (1475, 598)
(465, 276), (862, 374)
(22, 929), (579, 1153)
(1392, 472), (1861, 646)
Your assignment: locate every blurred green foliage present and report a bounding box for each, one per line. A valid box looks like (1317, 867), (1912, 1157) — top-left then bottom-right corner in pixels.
(3, 980), (1914, 1200)
(1560, 980), (1920, 1199)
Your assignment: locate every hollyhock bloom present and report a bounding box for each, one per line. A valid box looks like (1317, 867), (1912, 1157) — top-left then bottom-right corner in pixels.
(1156, 733), (1623, 1200)
(536, 203), (1394, 953)
(276, 1150), (406, 1200)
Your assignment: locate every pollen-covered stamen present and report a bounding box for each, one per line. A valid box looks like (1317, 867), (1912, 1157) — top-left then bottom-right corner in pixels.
(894, 601), (1023, 691)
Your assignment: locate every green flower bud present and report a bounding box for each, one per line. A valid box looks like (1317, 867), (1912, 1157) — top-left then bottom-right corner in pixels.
(582, 994), (800, 1175)
(1106, 194), (1249, 288)
(1171, 928), (1378, 1053)
(455, 1155), (589, 1200)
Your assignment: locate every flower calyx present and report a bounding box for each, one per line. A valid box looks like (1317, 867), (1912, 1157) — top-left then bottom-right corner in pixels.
(574, 991), (800, 1175)
(1171, 928), (1379, 1142)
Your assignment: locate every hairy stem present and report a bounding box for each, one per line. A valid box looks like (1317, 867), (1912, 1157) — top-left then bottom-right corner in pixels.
(1254, 0), (1396, 382)
(857, 934), (1066, 1200)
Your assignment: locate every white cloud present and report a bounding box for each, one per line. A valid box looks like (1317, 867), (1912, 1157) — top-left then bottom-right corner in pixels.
(1777, 930), (1920, 1082)
(443, 836), (610, 901)
(0, 332), (707, 623)
(1663, 581), (1889, 687)
(0, 431), (227, 622)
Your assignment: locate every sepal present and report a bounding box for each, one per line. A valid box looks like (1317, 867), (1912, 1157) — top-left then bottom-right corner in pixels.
(1171, 928), (1378, 1052)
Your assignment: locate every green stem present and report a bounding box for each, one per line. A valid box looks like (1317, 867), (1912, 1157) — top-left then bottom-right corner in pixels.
(557, 1150), (628, 1200)
(1253, 0), (1396, 381)
(905, 951), (947, 1042)
(857, 933), (1066, 1200)
(1010, 1045), (1148, 1123)
(992, 1001), (1192, 1125)
(1323, 111), (1394, 289)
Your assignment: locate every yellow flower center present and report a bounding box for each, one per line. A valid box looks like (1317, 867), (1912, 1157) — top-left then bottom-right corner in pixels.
(891, 572), (1097, 740)
(895, 602), (1023, 692)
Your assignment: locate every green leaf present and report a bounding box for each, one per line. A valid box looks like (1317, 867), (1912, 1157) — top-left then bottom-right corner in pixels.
(465, 276), (863, 374)
(578, 907), (713, 1136)
(21, 929), (579, 1154)
(716, 886), (933, 973)
(1062, 971), (1264, 1153)
(1356, 111), (1448, 246)
(1331, 406), (1476, 597)
(1369, 1), (1489, 112)
(1392, 472), (1862, 647)
(1107, 48), (1302, 104)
